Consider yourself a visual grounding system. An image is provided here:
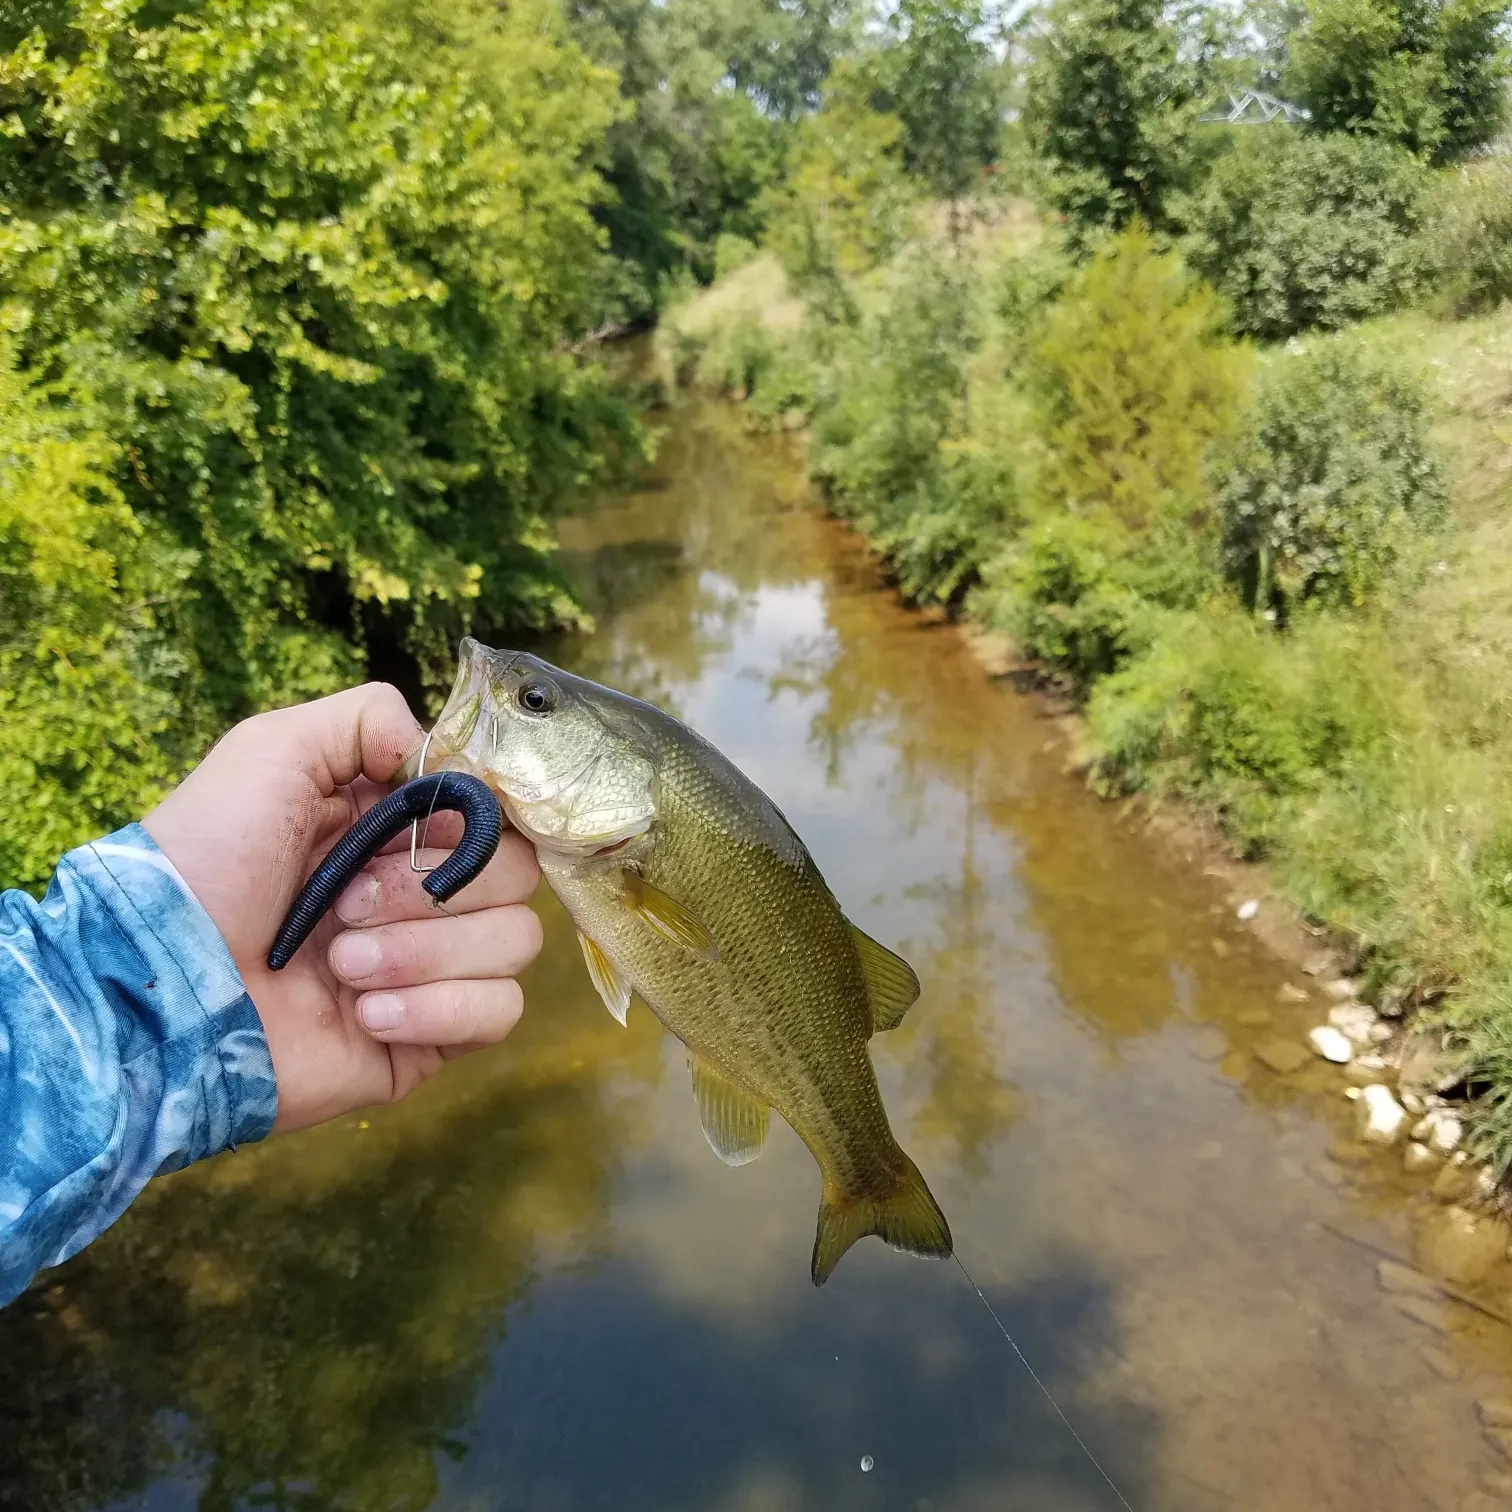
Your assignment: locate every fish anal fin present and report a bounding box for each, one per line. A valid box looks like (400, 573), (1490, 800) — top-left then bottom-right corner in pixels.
(578, 930), (631, 1026)
(849, 923), (921, 1033)
(811, 1154), (951, 1285)
(688, 1053), (768, 1166)
(623, 871), (719, 962)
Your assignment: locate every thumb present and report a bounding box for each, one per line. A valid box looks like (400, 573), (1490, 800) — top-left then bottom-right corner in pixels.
(265, 682), (425, 795)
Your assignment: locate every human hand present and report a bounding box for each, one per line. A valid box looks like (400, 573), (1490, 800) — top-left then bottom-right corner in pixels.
(143, 683), (542, 1132)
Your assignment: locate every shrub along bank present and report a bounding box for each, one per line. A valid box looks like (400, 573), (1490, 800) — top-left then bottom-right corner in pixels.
(657, 186), (1512, 1162)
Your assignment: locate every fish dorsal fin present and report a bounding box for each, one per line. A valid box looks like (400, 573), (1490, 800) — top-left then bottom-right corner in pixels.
(578, 931), (631, 1026)
(688, 1053), (769, 1166)
(622, 871), (719, 962)
(849, 923), (921, 1033)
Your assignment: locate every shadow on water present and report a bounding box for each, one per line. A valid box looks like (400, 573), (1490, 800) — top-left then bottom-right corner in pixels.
(7, 394), (1512, 1512)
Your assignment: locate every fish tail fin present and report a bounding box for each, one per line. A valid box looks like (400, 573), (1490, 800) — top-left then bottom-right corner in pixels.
(811, 1154), (952, 1286)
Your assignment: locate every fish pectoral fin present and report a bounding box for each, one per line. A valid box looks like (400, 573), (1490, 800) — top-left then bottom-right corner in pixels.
(622, 872), (719, 962)
(578, 931), (632, 1027)
(811, 1154), (952, 1286)
(687, 1053), (769, 1166)
(849, 923), (921, 1033)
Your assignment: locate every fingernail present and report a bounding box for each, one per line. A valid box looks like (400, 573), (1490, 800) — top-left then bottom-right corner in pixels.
(361, 993), (405, 1032)
(336, 872), (380, 923)
(330, 932), (383, 981)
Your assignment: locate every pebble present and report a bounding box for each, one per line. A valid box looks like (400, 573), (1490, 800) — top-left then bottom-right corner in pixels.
(1303, 952), (1335, 976)
(1256, 1038), (1311, 1075)
(1396, 1294), (1453, 1333)
(1237, 899), (1259, 921)
(1189, 1026), (1228, 1062)
(1404, 1140), (1441, 1174)
(1277, 983), (1310, 1004)
(1377, 1259), (1443, 1298)
(1430, 1113), (1464, 1155)
(1236, 1008), (1273, 1028)
(1358, 1084), (1408, 1145)
(1309, 1025), (1354, 1063)
(1423, 1345), (1462, 1381)
(1417, 1205), (1506, 1284)
(1329, 1139), (1374, 1165)
(1345, 1054), (1390, 1085)
(1329, 1002), (1378, 1044)
(1368, 1022), (1395, 1045)
(1324, 977), (1359, 1001)
(1403, 1092), (1427, 1115)
(1480, 1400), (1512, 1429)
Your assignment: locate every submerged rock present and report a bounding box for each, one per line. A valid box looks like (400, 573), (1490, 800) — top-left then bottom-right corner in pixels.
(1432, 1159), (1479, 1204)
(1422, 1345), (1462, 1381)
(1309, 1025), (1354, 1063)
(1377, 1259), (1442, 1298)
(1416, 1205), (1505, 1285)
(1256, 1038), (1311, 1075)
(1345, 1054), (1390, 1085)
(1404, 1140), (1441, 1174)
(1395, 1294), (1454, 1333)
(1324, 977), (1360, 1002)
(1479, 1399), (1512, 1429)
(1236, 1007), (1273, 1028)
(1358, 1084), (1408, 1145)
(1277, 983), (1310, 1004)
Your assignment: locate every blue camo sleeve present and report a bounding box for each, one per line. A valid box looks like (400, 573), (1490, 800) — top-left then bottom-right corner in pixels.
(0, 822), (278, 1305)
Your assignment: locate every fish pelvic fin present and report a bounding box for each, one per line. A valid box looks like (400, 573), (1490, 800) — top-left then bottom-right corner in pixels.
(688, 1052), (769, 1165)
(810, 1154), (952, 1286)
(848, 923), (921, 1033)
(578, 931), (631, 1026)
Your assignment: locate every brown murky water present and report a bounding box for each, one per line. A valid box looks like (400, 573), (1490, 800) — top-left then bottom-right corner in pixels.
(6, 399), (1512, 1512)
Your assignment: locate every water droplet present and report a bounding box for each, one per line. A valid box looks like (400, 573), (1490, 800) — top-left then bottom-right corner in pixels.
(860, 1455), (874, 1473)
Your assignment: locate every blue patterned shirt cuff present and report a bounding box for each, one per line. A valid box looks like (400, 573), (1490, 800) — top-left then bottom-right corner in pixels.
(0, 822), (278, 1304)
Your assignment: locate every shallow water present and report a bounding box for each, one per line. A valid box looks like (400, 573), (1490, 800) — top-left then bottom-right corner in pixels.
(7, 399), (1512, 1512)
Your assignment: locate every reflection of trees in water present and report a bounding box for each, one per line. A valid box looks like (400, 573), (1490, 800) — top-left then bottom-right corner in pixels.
(0, 945), (662, 1512)
(763, 607), (1020, 1180)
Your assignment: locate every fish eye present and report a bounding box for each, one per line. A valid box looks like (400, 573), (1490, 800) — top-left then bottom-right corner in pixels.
(518, 680), (557, 716)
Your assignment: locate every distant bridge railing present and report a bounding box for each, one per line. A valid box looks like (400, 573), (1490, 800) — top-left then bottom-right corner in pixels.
(1201, 89), (1311, 126)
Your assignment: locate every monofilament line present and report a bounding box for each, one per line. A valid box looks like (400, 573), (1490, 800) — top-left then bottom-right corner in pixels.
(953, 1253), (1137, 1512)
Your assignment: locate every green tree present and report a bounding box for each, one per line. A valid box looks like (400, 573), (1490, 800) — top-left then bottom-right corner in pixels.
(882, 0), (1005, 202)
(1288, 0), (1511, 160)
(1022, 0), (1230, 236)
(0, 0), (627, 887)
(1032, 222), (1250, 527)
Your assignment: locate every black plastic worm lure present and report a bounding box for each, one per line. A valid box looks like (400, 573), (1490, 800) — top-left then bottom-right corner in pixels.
(267, 771), (504, 971)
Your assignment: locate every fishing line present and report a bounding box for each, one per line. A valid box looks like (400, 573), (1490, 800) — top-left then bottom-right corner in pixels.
(952, 1253), (1137, 1512)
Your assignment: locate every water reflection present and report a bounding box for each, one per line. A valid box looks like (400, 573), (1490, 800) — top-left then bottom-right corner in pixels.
(3, 398), (1511, 1512)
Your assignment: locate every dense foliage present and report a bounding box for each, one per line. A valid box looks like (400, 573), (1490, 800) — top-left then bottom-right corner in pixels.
(1287, 0), (1510, 160)
(0, 0), (626, 886)
(1181, 130), (1427, 337)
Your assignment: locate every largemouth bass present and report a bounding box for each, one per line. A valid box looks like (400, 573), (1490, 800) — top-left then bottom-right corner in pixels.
(424, 637), (951, 1285)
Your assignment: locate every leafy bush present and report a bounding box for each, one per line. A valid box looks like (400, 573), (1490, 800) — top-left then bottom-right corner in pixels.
(1425, 158), (1512, 314)
(1030, 223), (1251, 528)
(1181, 131), (1427, 338)
(1088, 604), (1400, 848)
(0, 0), (627, 886)
(1216, 340), (1446, 613)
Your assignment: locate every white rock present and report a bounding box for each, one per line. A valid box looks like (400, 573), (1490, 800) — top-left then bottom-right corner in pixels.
(1403, 1092), (1426, 1115)
(1358, 1084), (1409, 1145)
(1328, 1003), (1378, 1044)
(1429, 1114), (1463, 1155)
(1324, 978), (1359, 1001)
(1237, 899), (1259, 921)
(1345, 1086), (1362, 1100)
(1368, 1022), (1395, 1045)
(1309, 1025), (1354, 1064)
